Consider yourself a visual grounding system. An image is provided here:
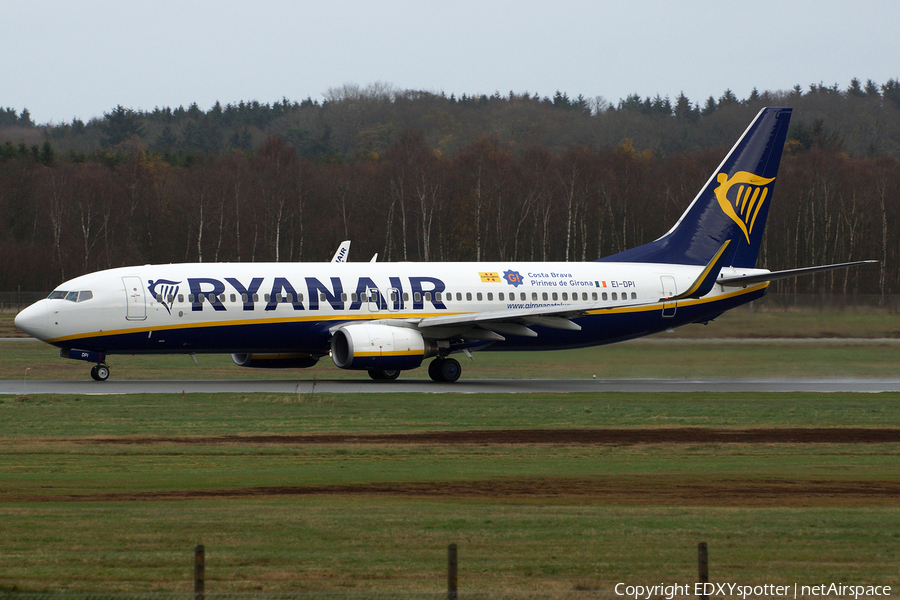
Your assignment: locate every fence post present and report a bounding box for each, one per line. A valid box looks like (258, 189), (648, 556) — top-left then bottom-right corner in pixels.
(194, 544), (205, 600)
(698, 542), (708, 600)
(447, 543), (458, 600)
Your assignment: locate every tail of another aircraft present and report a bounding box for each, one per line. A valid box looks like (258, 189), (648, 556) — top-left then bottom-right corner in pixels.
(599, 106), (792, 268)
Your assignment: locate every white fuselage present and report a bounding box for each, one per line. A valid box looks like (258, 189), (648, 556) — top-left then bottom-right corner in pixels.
(16, 260), (768, 357)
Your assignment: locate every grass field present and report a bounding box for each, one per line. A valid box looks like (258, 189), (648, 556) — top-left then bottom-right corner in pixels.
(2, 307), (900, 594)
(5, 336), (900, 382)
(2, 391), (900, 593)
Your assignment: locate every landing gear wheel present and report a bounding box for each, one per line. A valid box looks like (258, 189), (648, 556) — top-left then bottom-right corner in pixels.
(91, 365), (110, 381)
(368, 368), (400, 381)
(428, 358), (461, 383)
(438, 358), (461, 382)
(428, 359), (442, 381)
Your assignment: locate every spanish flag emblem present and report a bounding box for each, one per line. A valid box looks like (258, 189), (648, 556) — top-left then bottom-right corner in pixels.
(479, 272), (502, 283)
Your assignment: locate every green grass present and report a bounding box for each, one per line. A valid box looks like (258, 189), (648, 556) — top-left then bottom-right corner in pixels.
(1, 392), (900, 591)
(3, 392), (900, 436)
(3, 501), (899, 592)
(5, 338), (900, 382)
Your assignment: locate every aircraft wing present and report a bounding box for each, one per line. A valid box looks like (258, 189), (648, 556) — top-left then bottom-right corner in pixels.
(409, 297), (656, 340)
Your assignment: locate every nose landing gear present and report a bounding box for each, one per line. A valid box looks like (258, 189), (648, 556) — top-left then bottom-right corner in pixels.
(62, 349), (110, 381)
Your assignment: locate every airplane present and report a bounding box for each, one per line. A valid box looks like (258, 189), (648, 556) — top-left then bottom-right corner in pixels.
(15, 107), (875, 383)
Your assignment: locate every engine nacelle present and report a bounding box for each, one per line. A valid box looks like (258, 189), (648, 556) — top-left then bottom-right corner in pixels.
(331, 324), (437, 371)
(231, 353), (319, 369)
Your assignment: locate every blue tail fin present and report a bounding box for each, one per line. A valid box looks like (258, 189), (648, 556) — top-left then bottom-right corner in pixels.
(599, 107), (792, 268)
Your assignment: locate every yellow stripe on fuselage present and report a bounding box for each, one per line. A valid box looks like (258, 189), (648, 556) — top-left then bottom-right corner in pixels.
(46, 283), (768, 345)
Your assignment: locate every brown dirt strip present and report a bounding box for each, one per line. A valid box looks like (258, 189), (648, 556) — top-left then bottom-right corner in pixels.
(7, 476), (900, 506)
(74, 428), (900, 445)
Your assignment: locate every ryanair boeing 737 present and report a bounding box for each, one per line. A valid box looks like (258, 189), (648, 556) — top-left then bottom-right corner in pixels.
(14, 107), (874, 382)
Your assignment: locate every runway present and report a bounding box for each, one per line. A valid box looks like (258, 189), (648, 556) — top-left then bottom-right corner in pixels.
(5, 377), (900, 395)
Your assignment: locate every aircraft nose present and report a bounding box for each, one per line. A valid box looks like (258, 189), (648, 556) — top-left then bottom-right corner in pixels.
(15, 301), (49, 339)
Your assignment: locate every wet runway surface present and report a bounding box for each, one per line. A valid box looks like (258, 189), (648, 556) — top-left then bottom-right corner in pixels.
(6, 377), (900, 395)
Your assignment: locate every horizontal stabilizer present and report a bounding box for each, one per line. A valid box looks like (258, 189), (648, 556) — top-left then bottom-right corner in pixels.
(719, 260), (878, 287)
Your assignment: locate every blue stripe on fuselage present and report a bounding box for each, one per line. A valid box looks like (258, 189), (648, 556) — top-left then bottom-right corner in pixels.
(50, 287), (765, 356)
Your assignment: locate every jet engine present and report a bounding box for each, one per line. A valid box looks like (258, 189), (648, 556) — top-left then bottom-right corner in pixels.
(231, 353), (319, 369)
(330, 323), (437, 371)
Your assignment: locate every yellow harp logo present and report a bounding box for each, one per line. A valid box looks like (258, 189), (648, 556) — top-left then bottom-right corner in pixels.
(714, 171), (776, 243)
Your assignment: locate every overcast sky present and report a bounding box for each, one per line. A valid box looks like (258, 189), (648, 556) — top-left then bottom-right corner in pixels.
(3, 0), (898, 124)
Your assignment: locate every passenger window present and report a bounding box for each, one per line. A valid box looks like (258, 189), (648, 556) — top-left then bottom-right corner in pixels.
(541, 292), (547, 301)
(414, 292), (422, 303)
(562, 292), (567, 301)
(602, 292), (608, 301)
(242, 294), (248, 303)
(425, 292), (432, 301)
(178, 294), (184, 303)
(404, 293), (410, 301)
(631, 292), (637, 299)
(592, 292), (598, 301)
(219, 294), (226, 303)
(252, 294), (259, 302)
(532, 292), (538, 301)
(487, 292), (493, 301)
(582, 292), (588, 301)
(456, 292), (462, 301)
(264, 294), (270, 302)
(189, 294), (195, 303)
(612, 292), (618, 301)
(435, 292), (441, 302)
(521, 293), (526, 301)
(167, 295), (174, 304)
(499, 292), (504, 301)
(466, 292), (472, 301)
(552, 292), (558, 301)
(475, 292), (482, 301)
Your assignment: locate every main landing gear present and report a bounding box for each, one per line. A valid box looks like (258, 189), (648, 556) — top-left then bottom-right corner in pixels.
(428, 357), (461, 383)
(90, 364), (110, 381)
(367, 368), (401, 381)
(365, 358), (462, 383)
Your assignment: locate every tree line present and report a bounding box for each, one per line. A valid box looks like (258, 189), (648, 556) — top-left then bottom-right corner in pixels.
(0, 124), (896, 296)
(3, 78), (900, 162)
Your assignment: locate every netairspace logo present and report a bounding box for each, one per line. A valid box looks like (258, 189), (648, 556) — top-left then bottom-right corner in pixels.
(614, 582), (892, 600)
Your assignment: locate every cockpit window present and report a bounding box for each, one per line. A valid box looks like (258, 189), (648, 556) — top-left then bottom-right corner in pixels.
(47, 290), (93, 302)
